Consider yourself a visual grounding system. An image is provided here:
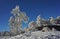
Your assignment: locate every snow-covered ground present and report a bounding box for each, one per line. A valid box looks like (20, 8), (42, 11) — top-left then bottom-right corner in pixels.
(0, 31), (60, 39)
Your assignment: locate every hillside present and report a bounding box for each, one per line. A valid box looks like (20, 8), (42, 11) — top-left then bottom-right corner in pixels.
(0, 30), (60, 39)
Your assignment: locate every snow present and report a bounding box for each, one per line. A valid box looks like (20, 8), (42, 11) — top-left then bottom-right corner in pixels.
(0, 31), (60, 39)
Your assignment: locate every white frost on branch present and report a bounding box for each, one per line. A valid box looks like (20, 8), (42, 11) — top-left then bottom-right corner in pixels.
(11, 6), (20, 16)
(9, 16), (15, 26)
(8, 16), (16, 33)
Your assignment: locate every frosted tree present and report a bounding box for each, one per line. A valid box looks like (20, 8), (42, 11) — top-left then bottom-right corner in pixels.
(9, 5), (29, 34)
(36, 15), (42, 27)
(56, 16), (60, 24)
(29, 21), (36, 28)
(57, 16), (60, 19)
(28, 21), (37, 31)
(49, 17), (55, 25)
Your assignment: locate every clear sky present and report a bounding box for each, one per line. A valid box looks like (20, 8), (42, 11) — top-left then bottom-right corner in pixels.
(0, 0), (60, 31)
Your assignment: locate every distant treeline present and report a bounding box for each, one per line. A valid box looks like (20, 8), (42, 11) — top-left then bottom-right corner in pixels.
(36, 25), (60, 31)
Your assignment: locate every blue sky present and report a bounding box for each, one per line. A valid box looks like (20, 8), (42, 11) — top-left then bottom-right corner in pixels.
(0, 0), (60, 31)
